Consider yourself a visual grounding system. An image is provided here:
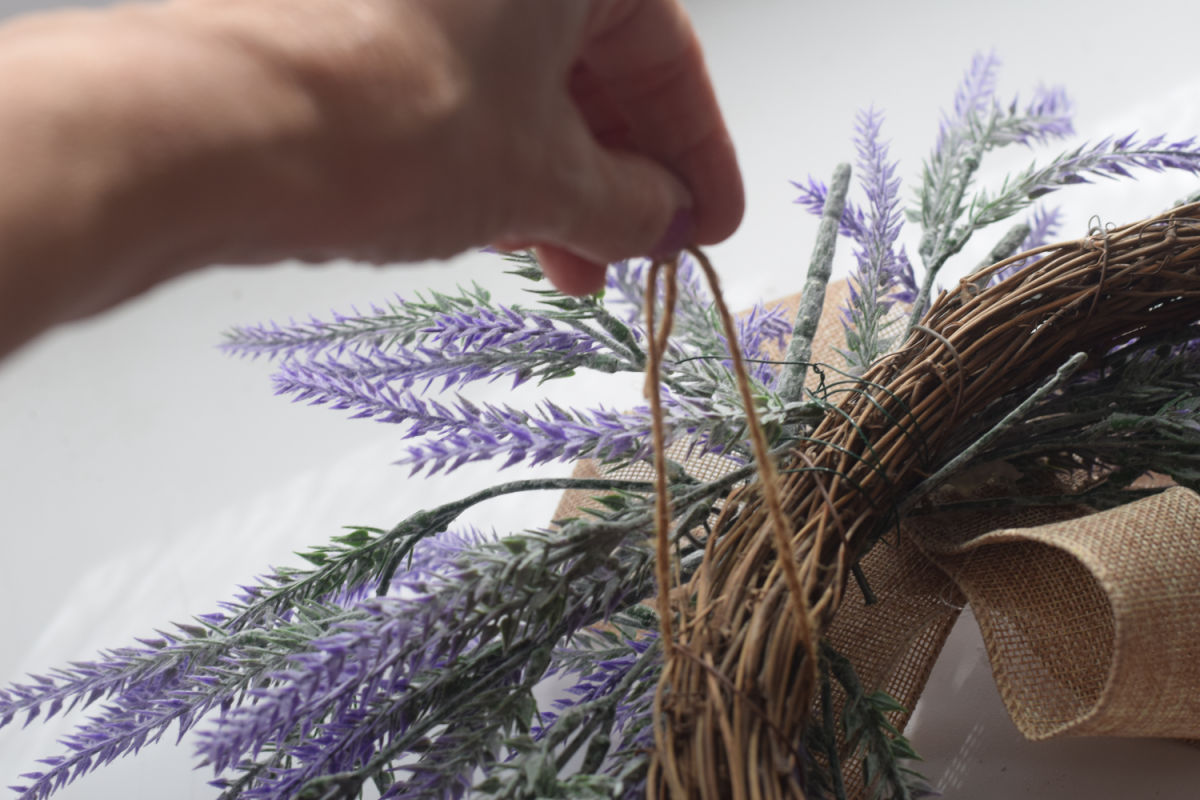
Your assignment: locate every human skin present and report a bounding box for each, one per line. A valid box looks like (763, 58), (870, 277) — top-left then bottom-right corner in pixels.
(0, 0), (744, 357)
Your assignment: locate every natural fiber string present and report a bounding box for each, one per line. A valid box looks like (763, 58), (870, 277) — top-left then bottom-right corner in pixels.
(683, 249), (818, 673)
(644, 257), (679, 650)
(643, 247), (819, 797)
(644, 257), (688, 800)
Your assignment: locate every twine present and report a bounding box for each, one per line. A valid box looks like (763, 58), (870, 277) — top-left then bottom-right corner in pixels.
(643, 248), (818, 800)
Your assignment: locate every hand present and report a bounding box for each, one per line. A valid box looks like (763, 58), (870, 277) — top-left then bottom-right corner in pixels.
(0, 0), (743, 356)
(170, 0), (744, 294)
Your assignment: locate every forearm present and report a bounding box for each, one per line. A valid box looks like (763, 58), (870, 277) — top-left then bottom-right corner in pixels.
(0, 1), (440, 357)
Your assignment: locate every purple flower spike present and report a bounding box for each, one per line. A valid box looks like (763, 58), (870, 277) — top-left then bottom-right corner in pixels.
(838, 107), (909, 367)
(937, 51), (1002, 153)
(792, 176), (870, 241)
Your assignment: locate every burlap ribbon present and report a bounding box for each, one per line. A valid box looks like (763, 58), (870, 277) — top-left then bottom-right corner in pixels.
(553, 285), (1200, 793)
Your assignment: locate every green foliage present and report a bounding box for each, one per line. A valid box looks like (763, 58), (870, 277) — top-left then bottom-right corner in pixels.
(822, 645), (934, 800)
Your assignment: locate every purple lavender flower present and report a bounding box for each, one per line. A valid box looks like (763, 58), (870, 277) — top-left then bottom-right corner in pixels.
(969, 134), (1200, 231)
(951, 52), (1000, 122)
(834, 108), (911, 367)
(714, 302), (793, 387)
(397, 392), (741, 475)
(935, 53), (1072, 151)
(419, 306), (597, 357)
(1020, 204), (1065, 251)
(4, 525), (487, 800)
(193, 527), (651, 799)
(273, 312), (615, 397)
(1025, 133), (1200, 196)
(221, 286), (496, 361)
(271, 346), (752, 474)
(852, 108), (905, 286)
(549, 636), (657, 738)
(791, 176), (869, 240)
(608, 256), (793, 389)
(1006, 84), (1075, 145)
(935, 51), (1001, 153)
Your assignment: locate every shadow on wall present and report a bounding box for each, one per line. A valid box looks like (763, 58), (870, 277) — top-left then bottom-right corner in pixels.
(908, 611), (1200, 799)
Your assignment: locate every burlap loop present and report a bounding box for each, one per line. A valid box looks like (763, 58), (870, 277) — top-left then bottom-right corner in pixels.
(910, 487), (1200, 740)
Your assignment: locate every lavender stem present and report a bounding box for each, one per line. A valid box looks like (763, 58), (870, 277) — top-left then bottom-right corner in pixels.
(779, 163), (852, 403)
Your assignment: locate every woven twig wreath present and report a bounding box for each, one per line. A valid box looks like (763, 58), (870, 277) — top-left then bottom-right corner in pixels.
(650, 202), (1200, 798)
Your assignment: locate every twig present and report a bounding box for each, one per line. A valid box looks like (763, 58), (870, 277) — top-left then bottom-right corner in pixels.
(779, 163), (853, 403)
(901, 351), (1087, 511)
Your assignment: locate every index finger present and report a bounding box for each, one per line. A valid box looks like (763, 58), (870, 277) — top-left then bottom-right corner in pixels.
(580, 0), (744, 247)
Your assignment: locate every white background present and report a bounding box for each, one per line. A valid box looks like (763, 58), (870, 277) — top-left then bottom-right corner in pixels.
(2, 0), (1200, 797)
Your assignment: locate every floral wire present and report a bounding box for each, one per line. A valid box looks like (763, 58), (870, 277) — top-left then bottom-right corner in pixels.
(810, 359), (936, 468)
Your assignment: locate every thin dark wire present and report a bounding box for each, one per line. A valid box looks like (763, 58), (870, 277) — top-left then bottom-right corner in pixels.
(669, 354), (935, 469)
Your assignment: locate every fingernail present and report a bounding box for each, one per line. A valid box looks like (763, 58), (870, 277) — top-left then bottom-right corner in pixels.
(650, 208), (696, 260)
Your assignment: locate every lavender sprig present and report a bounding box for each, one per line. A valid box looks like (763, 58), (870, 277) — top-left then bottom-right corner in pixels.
(965, 333), (1200, 489)
(719, 303), (793, 387)
(906, 55), (1075, 329)
(1019, 203), (1065, 251)
(5, 528), (504, 800)
(603, 256), (790, 379)
(222, 286), (494, 360)
(792, 175), (869, 240)
(1, 481), (653, 800)
(275, 348), (792, 475)
(478, 633), (661, 799)
(6, 461), (763, 800)
(190, 461), (771, 798)
(254, 249), (795, 481)
(195, 518), (658, 799)
(966, 133), (1200, 230)
(396, 390), (772, 476)
(275, 332), (622, 398)
(841, 108), (910, 370)
(6, 604), (362, 800)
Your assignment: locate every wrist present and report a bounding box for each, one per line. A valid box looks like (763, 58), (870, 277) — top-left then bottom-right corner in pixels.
(160, 0), (472, 262)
